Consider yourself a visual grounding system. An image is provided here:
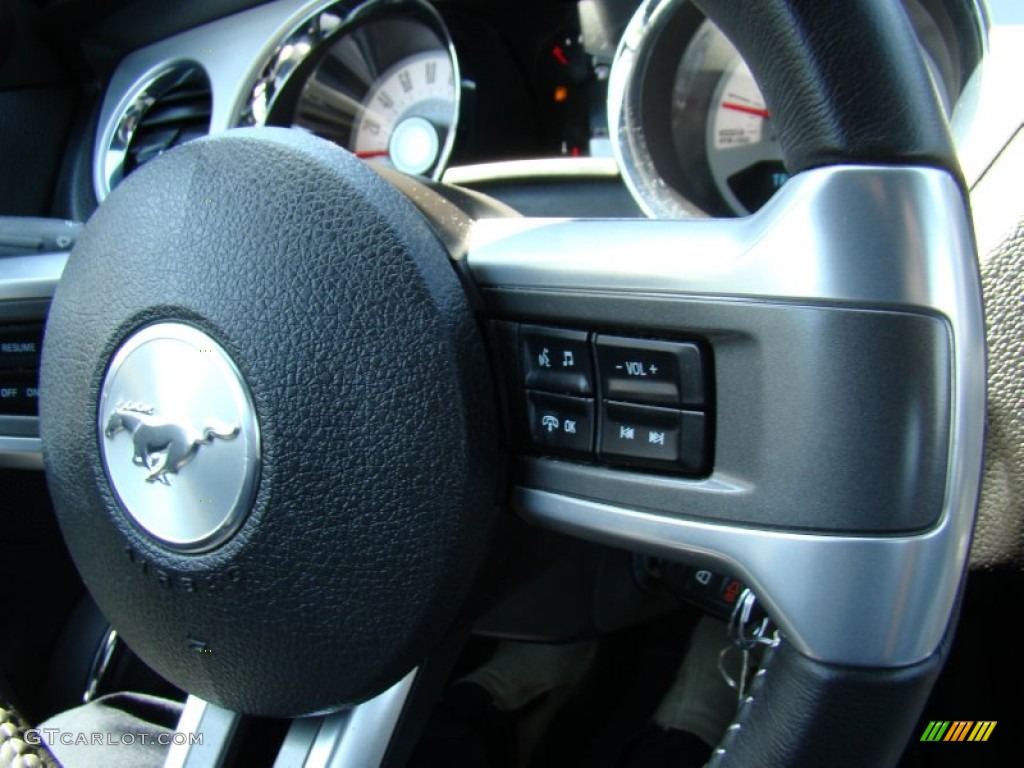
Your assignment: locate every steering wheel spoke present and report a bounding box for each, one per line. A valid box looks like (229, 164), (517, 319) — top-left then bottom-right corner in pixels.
(165, 670), (416, 768)
(466, 164), (985, 669)
(164, 696), (240, 768)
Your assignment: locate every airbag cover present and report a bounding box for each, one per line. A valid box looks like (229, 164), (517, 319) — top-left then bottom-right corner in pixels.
(40, 128), (498, 716)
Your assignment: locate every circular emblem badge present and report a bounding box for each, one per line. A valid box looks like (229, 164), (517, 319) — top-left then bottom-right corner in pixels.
(98, 323), (260, 551)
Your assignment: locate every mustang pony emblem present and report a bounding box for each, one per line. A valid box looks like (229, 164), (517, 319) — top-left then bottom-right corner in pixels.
(104, 402), (240, 485)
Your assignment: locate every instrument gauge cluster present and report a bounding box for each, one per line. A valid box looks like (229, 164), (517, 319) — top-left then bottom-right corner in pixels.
(92, 0), (980, 214)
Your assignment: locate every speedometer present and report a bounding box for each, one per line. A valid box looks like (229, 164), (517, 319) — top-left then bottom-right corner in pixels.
(706, 59), (787, 214)
(711, 65), (768, 150)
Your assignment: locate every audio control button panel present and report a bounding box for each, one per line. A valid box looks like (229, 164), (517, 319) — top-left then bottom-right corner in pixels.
(506, 323), (713, 476)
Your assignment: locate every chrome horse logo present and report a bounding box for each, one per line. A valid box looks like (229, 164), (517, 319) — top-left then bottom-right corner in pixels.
(104, 402), (239, 485)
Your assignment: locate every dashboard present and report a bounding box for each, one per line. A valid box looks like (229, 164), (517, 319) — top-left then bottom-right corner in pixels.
(91, 0), (987, 221)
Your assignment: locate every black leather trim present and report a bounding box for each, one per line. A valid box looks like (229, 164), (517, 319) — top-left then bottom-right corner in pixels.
(694, 0), (960, 181)
(706, 637), (946, 768)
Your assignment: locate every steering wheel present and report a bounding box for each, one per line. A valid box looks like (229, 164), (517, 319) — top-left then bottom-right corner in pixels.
(35, 0), (984, 766)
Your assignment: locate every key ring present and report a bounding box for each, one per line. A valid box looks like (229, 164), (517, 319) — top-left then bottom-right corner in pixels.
(719, 588), (777, 701)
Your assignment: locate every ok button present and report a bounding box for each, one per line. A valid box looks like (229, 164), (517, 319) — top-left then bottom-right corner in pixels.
(527, 391), (594, 457)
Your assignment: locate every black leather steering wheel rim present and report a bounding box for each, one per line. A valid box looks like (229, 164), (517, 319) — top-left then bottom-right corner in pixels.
(697, 0), (959, 177)
(682, 4), (964, 763)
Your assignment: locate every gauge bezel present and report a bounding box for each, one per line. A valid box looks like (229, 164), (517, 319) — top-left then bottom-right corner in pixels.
(95, 62), (211, 201)
(608, 0), (709, 218)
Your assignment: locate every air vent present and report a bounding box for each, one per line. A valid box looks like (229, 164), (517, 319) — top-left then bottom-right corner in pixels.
(99, 64), (212, 198)
(124, 68), (211, 175)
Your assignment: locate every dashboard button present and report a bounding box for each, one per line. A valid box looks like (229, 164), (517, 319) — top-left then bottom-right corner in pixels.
(527, 391), (594, 456)
(0, 325), (43, 371)
(0, 371), (40, 415)
(596, 336), (705, 407)
(521, 325), (592, 395)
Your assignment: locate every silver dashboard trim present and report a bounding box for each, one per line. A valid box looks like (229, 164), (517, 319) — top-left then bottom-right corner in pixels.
(0, 253), (65, 469)
(94, 0), (341, 202)
(468, 165), (986, 668)
(89, 0), (1000, 207)
(611, 0), (989, 219)
(0, 252), (68, 301)
(443, 157), (621, 185)
(0, 436), (43, 469)
(243, 0), (460, 183)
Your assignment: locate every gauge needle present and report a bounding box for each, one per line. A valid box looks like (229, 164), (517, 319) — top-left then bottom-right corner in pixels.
(722, 102), (771, 119)
(355, 150), (390, 159)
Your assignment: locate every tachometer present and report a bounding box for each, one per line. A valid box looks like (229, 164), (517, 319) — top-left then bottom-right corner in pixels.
(248, 0), (460, 180)
(350, 51), (455, 175)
